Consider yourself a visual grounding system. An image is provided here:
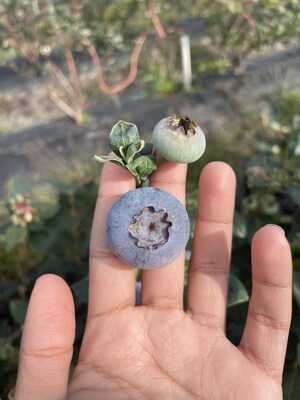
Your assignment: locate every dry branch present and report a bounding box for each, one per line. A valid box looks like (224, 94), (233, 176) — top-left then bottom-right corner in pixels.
(148, 0), (166, 40)
(87, 32), (148, 95)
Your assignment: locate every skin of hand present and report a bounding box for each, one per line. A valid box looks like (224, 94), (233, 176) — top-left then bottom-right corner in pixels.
(14, 161), (292, 400)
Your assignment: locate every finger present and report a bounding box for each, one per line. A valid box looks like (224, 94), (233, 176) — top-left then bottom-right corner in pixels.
(88, 162), (136, 318)
(141, 161), (187, 309)
(188, 162), (236, 330)
(14, 275), (75, 400)
(239, 225), (292, 380)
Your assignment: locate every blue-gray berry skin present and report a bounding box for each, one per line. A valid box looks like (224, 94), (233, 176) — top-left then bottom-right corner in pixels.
(106, 187), (190, 269)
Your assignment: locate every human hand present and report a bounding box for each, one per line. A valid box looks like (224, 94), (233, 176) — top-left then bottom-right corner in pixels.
(14, 161), (292, 400)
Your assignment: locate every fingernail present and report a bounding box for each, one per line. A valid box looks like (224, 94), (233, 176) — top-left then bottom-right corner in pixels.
(265, 224), (285, 236)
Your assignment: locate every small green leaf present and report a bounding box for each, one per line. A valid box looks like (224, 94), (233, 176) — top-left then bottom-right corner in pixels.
(71, 275), (89, 303)
(4, 226), (27, 250)
(233, 211), (247, 239)
(227, 274), (249, 307)
(8, 175), (31, 197)
(127, 155), (157, 176)
(93, 155), (124, 167)
(38, 202), (60, 219)
(28, 230), (52, 253)
(9, 299), (28, 325)
(108, 120), (140, 156)
(127, 155), (157, 186)
(126, 140), (145, 164)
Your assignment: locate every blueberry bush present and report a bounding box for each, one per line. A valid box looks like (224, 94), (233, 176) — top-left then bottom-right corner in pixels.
(1, 0), (300, 125)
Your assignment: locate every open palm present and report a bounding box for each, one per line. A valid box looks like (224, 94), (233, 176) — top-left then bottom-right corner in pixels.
(15, 161), (292, 400)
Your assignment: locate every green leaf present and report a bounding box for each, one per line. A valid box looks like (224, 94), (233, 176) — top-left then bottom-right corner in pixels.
(227, 273), (249, 307)
(108, 120), (140, 157)
(293, 271), (300, 308)
(126, 140), (145, 164)
(127, 155), (157, 177)
(4, 226), (27, 250)
(38, 202), (61, 219)
(9, 299), (28, 325)
(71, 275), (89, 303)
(119, 146), (126, 160)
(93, 154), (124, 167)
(126, 155), (157, 186)
(233, 211), (247, 239)
(28, 230), (52, 254)
(8, 175), (31, 197)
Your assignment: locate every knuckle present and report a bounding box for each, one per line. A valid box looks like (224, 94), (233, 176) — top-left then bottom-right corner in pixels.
(191, 259), (228, 276)
(248, 309), (290, 333)
(21, 345), (72, 360)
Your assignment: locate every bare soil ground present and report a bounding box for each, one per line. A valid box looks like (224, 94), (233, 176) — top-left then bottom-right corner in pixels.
(0, 44), (299, 196)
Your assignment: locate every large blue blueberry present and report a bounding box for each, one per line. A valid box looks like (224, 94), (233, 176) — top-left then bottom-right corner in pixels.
(106, 187), (190, 269)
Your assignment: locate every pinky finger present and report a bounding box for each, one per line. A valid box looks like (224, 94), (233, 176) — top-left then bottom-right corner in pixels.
(14, 274), (75, 400)
(239, 225), (292, 380)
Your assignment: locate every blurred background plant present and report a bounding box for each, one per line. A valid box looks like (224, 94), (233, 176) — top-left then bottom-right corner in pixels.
(0, 162), (98, 394)
(201, 0), (300, 73)
(1, 0), (299, 124)
(0, 0), (300, 398)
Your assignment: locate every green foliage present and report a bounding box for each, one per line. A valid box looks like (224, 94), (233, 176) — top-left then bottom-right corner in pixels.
(94, 120), (157, 187)
(274, 91), (300, 128)
(108, 121), (141, 156)
(142, 60), (178, 96)
(7, 175), (31, 198)
(8, 299), (28, 325)
(227, 274), (249, 307)
(0, 1), (146, 62)
(1, 0), (299, 105)
(71, 276), (89, 303)
(0, 165), (99, 396)
(202, 0), (300, 60)
(0, 341), (18, 398)
(4, 226), (27, 250)
(197, 58), (230, 76)
(248, 140), (300, 381)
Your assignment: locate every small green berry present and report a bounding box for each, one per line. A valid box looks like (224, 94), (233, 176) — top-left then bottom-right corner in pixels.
(152, 115), (206, 163)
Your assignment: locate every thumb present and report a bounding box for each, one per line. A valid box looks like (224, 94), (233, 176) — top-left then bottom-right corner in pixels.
(14, 274), (75, 400)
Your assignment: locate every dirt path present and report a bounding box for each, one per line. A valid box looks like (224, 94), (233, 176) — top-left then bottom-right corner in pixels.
(0, 44), (299, 196)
